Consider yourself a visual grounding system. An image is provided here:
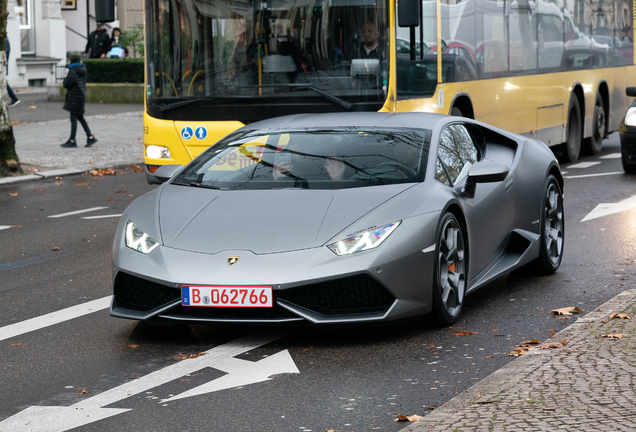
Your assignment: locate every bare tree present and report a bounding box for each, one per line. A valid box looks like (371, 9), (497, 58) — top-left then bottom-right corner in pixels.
(0, 0), (20, 177)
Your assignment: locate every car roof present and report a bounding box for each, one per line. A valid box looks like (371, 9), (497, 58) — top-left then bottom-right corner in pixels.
(243, 112), (449, 132)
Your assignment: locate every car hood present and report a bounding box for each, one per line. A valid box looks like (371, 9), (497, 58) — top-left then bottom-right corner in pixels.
(157, 184), (414, 254)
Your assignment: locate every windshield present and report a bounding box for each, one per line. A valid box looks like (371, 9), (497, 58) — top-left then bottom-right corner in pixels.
(145, 0), (390, 120)
(172, 128), (431, 190)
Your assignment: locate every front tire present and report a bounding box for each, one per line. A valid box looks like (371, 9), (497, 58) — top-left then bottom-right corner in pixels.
(534, 175), (564, 274)
(432, 212), (467, 325)
(584, 92), (606, 155)
(562, 94), (582, 163)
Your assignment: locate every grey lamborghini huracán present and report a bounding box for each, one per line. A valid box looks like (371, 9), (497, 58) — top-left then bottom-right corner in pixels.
(111, 113), (564, 326)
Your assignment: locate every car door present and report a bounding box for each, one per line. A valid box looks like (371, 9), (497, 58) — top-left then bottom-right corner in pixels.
(435, 123), (515, 282)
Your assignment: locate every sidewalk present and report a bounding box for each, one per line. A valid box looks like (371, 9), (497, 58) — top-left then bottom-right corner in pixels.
(0, 88), (144, 186)
(403, 289), (636, 431)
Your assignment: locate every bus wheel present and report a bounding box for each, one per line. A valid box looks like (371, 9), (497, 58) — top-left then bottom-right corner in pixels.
(562, 94), (581, 163)
(450, 106), (463, 117)
(584, 93), (606, 155)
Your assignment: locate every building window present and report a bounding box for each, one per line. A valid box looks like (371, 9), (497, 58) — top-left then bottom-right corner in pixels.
(15, 0), (35, 54)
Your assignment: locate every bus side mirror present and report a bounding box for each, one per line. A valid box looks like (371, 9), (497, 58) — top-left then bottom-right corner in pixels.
(626, 87), (636, 97)
(398, 0), (421, 27)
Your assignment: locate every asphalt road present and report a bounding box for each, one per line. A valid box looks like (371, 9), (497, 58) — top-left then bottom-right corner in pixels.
(0, 134), (634, 432)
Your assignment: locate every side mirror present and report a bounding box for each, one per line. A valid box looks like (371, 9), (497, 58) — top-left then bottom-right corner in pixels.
(154, 164), (184, 183)
(463, 162), (510, 198)
(398, 0), (421, 27)
(626, 87), (636, 97)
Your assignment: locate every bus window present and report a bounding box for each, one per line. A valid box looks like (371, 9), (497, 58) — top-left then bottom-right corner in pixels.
(509, 0), (537, 73)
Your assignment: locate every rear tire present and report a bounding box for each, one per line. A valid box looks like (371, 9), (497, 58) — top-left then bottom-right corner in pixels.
(534, 175), (564, 274)
(432, 212), (467, 325)
(584, 92), (606, 155)
(561, 94), (581, 163)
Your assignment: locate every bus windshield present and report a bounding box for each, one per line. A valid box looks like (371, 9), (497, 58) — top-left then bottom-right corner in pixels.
(146, 0), (389, 119)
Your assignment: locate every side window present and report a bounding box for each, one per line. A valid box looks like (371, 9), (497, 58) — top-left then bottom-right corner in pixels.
(437, 124), (479, 185)
(435, 159), (451, 186)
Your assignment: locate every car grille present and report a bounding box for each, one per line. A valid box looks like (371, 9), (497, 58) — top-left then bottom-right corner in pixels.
(277, 274), (395, 316)
(114, 272), (180, 311)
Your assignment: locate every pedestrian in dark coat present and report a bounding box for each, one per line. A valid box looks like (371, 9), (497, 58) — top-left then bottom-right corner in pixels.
(61, 51), (97, 148)
(85, 22), (111, 59)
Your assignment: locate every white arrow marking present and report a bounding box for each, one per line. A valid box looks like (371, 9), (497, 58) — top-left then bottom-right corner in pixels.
(581, 194), (636, 222)
(0, 331), (297, 432)
(0, 225), (18, 231)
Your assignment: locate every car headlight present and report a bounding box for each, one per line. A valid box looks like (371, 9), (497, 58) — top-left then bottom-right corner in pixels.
(327, 221), (401, 256)
(125, 221), (159, 254)
(146, 145), (171, 159)
(625, 107), (636, 127)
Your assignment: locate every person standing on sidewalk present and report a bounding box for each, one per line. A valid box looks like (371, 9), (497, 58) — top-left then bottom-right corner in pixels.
(61, 51), (97, 148)
(85, 23), (111, 59)
(6, 39), (20, 107)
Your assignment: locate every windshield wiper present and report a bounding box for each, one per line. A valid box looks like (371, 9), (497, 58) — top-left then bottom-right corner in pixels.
(241, 83), (352, 110)
(158, 98), (214, 112)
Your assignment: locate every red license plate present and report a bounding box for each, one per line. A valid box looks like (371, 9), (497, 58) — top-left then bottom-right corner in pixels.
(181, 285), (273, 308)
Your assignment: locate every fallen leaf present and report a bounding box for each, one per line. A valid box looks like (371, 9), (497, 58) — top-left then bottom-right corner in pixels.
(610, 313), (631, 320)
(483, 354), (495, 358)
(601, 334), (626, 339)
(52, 247), (60, 251)
(55, 176), (62, 180)
(548, 329), (555, 338)
(552, 307), (583, 315)
(453, 331), (479, 336)
(10, 343), (26, 346)
(395, 414), (423, 422)
(33, 188), (46, 192)
(521, 339), (540, 345)
(29, 105), (37, 109)
(76, 182), (89, 187)
(114, 190), (127, 194)
(8, 193), (17, 196)
(129, 344), (139, 349)
(130, 164), (144, 172)
(90, 168), (117, 176)
(494, 334), (506, 337)
(10, 120), (19, 125)
(176, 352), (207, 360)
(75, 389), (89, 395)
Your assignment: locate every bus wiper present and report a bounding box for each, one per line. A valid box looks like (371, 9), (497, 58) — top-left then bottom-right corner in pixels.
(158, 98), (214, 112)
(241, 84), (353, 110)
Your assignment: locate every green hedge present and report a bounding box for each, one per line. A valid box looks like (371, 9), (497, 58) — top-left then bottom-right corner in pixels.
(83, 59), (144, 84)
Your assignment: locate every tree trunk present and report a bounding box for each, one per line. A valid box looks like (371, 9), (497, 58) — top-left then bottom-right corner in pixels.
(0, 0), (20, 177)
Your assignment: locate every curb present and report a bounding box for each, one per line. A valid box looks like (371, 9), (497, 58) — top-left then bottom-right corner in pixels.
(0, 160), (142, 187)
(401, 289), (636, 431)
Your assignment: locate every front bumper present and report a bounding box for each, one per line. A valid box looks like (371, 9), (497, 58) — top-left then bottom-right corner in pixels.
(111, 213), (439, 325)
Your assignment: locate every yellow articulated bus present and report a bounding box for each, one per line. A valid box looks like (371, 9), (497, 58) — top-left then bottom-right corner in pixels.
(143, 0), (635, 183)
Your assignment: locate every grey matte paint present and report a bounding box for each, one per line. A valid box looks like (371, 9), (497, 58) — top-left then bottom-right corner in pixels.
(111, 112), (562, 324)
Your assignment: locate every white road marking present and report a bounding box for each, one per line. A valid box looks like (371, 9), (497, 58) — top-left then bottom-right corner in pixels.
(600, 153), (622, 159)
(0, 331), (298, 432)
(581, 194), (636, 222)
(568, 162), (601, 169)
(81, 214), (122, 220)
(47, 207), (109, 218)
(0, 296), (112, 342)
(0, 225), (18, 231)
(564, 171), (623, 179)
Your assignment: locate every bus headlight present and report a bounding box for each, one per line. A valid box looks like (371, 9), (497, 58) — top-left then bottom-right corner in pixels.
(146, 145), (171, 159)
(625, 107), (636, 127)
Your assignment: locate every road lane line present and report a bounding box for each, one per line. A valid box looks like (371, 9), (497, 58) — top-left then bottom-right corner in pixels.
(600, 153), (621, 159)
(47, 207), (109, 218)
(568, 162), (601, 169)
(0, 225), (19, 231)
(81, 214), (122, 219)
(0, 296), (112, 342)
(564, 171), (623, 179)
